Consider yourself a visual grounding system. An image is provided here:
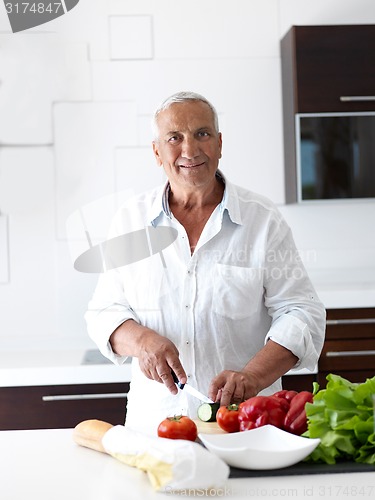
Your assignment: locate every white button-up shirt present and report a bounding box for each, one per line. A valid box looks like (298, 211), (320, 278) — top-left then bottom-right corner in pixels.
(85, 174), (326, 434)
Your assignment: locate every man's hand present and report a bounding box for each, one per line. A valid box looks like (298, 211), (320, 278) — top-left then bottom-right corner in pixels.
(209, 340), (299, 406)
(137, 329), (187, 394)
(208, 370), (259, 407)
(110, 320), (186, 395)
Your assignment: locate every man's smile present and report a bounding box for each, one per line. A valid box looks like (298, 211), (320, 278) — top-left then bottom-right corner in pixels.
(178, 161), (205, 169)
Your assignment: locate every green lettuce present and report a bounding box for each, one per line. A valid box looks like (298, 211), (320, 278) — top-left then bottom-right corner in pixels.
(303, 374), (375, 464)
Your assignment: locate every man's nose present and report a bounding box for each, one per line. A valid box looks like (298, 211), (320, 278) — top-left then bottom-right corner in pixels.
(181, 137), (199, 159)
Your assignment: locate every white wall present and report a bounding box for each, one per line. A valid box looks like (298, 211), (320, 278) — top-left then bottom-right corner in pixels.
(1, 0), (375, 343)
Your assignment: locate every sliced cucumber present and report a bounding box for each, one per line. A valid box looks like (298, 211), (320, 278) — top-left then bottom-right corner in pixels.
(197, 402), (220, 422)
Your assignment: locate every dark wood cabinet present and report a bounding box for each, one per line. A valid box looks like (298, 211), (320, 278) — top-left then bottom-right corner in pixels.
(282, 373), (317, 392)
(281, 25), (375, 114)
(318, 307), (375, 387)
(0, 382), (129, 430)
(283, 307), (375, 392)
(281, 25), (375, 203)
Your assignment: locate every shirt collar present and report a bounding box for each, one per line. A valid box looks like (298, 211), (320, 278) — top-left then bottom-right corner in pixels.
(218, 171), (242, 225)
(149, 169), (243, 226)
(149, 180), (171, 226)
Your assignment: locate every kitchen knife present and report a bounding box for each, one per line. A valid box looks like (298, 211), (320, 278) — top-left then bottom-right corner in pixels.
(171, 371), (214, 404)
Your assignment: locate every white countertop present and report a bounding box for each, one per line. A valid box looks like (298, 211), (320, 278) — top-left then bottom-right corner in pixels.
(0, 428), (374, 500)
(311, 267), (375, 309)
(0, 361), (132, 387)
(0, 336), (132, 387)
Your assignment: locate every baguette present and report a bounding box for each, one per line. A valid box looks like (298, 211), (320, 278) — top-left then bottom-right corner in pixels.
(73, 419), (114, 453)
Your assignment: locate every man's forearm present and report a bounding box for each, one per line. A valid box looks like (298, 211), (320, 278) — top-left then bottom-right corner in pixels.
(110, 319), (152, 357)
(242, 339), (298, 394)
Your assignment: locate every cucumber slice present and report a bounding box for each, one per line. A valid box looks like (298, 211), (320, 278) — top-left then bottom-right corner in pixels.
(197, 402), (220, 422)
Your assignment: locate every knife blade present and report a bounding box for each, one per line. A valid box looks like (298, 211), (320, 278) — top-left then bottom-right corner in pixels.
(171, 371), (214, 403)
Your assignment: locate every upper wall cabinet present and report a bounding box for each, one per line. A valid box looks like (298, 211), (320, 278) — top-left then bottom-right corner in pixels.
(282, 25), (375, 113)
(281, 25), (375, 203)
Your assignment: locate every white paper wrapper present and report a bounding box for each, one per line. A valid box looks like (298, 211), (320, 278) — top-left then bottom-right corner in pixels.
(102, 425), (230, 492)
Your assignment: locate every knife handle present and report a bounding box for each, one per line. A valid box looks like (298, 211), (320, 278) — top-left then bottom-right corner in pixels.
(171, 370), (185, 389)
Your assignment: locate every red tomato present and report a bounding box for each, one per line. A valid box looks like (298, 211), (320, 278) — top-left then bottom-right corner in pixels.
(157, 415), (198, 441)
(216, 404), (240, 433)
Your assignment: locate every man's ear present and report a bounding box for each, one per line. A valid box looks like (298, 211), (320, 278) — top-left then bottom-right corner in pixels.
(152, 141), (163, 166)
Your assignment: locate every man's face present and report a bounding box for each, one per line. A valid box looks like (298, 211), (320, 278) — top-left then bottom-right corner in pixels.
(152, 100), (222, 190)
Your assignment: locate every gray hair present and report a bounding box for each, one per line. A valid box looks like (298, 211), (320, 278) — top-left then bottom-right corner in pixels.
(152, 91), (219, 140)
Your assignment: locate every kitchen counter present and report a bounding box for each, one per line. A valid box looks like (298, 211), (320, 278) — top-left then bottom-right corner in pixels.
(1, 427), (374, 500)
(309, 267), (375, 309)
(0, 337), (132, 387)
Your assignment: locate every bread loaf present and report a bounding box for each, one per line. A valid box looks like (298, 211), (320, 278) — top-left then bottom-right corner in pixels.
(73, 419), (113, 453)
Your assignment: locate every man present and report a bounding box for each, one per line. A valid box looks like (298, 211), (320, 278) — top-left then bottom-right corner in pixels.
(85, 91), (326, 433)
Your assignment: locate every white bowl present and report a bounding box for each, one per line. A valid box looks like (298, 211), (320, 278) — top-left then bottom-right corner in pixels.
(198, 425), (320, 470)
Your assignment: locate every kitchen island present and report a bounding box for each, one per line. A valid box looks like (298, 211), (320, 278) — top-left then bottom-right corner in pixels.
(1, 427), (374, 500)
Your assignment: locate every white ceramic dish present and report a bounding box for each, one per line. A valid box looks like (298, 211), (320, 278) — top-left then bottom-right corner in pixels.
(198, 424), (320, 470)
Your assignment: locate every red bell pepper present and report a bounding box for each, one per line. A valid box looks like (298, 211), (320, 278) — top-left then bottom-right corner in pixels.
(238, 395), (289, 431)
(273, 389), (298, 403)
(283, 391), (313, 435)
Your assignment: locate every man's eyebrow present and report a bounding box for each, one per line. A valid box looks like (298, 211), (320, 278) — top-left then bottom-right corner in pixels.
(197, 126), (213, 132)
(164, 126), (213, 136)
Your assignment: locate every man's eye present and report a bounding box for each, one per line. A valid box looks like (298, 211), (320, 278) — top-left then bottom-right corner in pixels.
(168, 136), (180, 143)
(197, 131), (209, 138)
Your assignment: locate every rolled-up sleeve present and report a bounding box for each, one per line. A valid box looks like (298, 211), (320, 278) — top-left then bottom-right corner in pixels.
(265, 310), (325, 371)
(263, 221), (326, 371)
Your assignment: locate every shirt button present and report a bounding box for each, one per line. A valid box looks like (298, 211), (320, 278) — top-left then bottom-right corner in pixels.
(186, 341), (189, 345)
